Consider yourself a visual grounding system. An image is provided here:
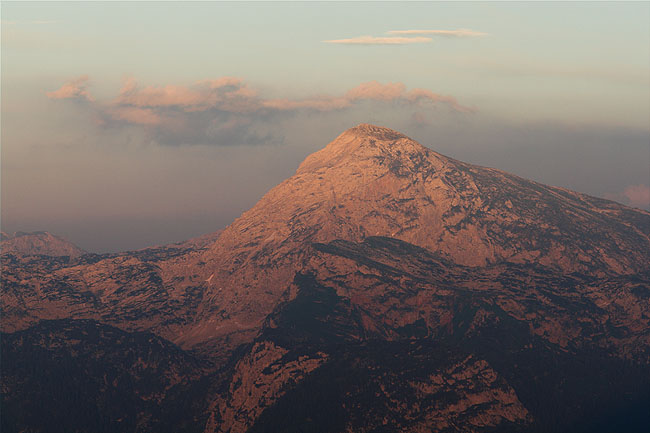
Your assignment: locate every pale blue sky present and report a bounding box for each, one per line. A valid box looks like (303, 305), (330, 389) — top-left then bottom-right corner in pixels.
(2, 2), (649, 251)
(4, 2), (649, 124)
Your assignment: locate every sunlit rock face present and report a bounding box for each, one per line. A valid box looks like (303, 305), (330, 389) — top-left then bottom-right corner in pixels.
(2, 124), (649, 433)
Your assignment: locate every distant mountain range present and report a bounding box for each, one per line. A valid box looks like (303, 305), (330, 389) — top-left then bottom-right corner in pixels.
(2, 124), (649, 433)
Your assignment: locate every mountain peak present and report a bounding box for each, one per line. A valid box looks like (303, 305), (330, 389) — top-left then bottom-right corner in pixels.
(344, 123), (409, 141)
(215, 122), (649, 278)
(297, 123), (432, 175)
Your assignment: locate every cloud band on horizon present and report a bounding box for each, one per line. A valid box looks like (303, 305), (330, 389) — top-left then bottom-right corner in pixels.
(47, 76), (475, 145)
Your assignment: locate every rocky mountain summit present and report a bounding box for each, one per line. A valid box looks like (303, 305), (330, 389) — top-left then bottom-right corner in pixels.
(2, 124), (649, 433)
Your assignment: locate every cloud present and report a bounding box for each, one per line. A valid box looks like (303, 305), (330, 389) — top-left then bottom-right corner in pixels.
(262, 81), (474, 113)
(107, 106), (163, 125)
(323, 36), (432, 45)
(115, 77), (259, 113)
(262, 97), (349, 111)
(388, 29), (488, 37)
(345, 81), (406, 100)
(47, 76), (474, 145)
(604, 184), (650, 209)
(323, 28), (486, 46)
(50, 76), (472, 115)
(623, 184), (650, 208)
(410, 111), (431, 126)
(46, 75), (93, 101)
(404, 88), (475, 113)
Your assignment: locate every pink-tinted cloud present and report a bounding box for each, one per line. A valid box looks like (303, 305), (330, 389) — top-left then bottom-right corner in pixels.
(46, 75), (93, 101)
(263, 82), (409, 111)
(604, 184), (650, 209)
(262, 97), (350, 111)
(323, 35), (432, 45)
(623, 184), (650, 208)
(388, 29), (488, 37)
(107, 106), (162, 125)
(116, 78), (205, 108)
(261, 81), (473, 113)
(92, 77), (470, 115)
(47, 76), (474, 145)
(345, 81), (406, 101)
(114, 77), (258, 113)
(344, 81), (475, 113)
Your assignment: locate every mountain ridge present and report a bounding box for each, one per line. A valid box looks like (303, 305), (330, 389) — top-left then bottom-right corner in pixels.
(2, 123), (649, 433)
(4, 124), (648, 354)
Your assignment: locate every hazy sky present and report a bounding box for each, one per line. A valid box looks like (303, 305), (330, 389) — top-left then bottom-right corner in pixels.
(2, 1), (649, 252)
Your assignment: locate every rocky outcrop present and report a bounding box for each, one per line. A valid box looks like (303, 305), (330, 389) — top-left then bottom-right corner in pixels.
(205, 341), (328, 433)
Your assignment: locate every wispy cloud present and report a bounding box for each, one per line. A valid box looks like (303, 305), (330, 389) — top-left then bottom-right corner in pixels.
(323, 35), (432, 45)
(388, 29), (488, 37)
(324, 28), (487, 46)
(46, 75), (93, 101)
(623, 184), (650, 208)
(604, 184), (650, 209)
(47, 76), (474, 145)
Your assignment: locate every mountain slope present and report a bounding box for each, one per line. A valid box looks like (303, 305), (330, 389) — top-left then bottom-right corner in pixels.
(203, 237), (649, 432)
